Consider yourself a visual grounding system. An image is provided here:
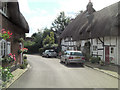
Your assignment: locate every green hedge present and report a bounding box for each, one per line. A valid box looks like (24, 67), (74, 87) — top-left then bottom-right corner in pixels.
(90, 57), (101, 63)
(39, 48), (44, 55)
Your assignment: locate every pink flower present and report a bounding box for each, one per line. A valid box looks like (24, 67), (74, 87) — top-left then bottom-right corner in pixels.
(3, 31), (6, 34)
(9, 53), (12, 56)
(13, 57), (16, 61)
(1, 29), (5, 32)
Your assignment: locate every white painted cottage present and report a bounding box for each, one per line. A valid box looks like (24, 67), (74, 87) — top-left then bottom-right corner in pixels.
(60, 1), (120, 65)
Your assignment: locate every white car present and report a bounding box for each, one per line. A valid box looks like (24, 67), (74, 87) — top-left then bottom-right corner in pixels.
(60, 50), (85, 66)
(42, 49), (57, 58)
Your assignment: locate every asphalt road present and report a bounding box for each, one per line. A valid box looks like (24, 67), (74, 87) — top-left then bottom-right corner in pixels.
(9, 54), (118, 88)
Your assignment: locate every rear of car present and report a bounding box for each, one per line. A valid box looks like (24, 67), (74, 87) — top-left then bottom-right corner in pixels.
(60, 50), (85, 66)
(67, 51), (85, 64)
(48, 50), (57, 57)
(42, 50), (57, 58)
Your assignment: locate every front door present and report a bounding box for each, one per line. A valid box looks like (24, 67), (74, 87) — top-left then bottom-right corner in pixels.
(105, 46), (109, 64)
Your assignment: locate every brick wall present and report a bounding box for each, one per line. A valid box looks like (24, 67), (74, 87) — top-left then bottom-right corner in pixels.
(1, 13), (25, 65)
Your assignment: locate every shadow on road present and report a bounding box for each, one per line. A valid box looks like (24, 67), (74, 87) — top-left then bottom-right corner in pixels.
(60, 62), (84, 68)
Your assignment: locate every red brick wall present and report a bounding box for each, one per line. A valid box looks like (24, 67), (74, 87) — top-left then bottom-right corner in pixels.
(0, 13), (25, 65)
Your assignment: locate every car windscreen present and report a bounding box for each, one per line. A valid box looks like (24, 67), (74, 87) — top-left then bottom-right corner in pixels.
(70, 52), (83, 56)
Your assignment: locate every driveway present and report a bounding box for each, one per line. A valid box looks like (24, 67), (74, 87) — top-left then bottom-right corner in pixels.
(9, 54), (118, 88)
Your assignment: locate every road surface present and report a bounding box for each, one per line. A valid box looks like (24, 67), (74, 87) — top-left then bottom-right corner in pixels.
(9, 54), (118, 88)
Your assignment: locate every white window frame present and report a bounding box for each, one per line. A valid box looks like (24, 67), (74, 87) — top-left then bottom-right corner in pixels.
(0, 39), (11, 58)
(7, 42), (11, 55)
(93, 45), (97, 51)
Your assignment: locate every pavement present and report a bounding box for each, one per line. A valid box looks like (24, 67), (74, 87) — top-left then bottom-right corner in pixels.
(85, 61), (119, 79)
(2, 64), (30, 88)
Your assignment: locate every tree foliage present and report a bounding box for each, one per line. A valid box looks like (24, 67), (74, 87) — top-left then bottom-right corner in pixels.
(43, 35), (51, 46)
(51, 11), (71, 36)
(24, 11), (71, 54)
(50, 32), (55, 44)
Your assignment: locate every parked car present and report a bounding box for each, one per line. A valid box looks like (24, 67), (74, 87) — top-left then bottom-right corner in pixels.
(60, 50), (85, 66)
(42, 49), (57, 58)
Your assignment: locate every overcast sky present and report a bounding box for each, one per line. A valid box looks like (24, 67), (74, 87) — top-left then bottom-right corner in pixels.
(18, 0), (120, 37)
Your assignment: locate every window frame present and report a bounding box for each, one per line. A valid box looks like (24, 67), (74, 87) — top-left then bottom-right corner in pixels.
(0, 39), (11, 58)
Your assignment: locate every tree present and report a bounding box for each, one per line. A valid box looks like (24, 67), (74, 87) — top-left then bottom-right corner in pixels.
(42, 27), (51, 39)
(50, 32), (55, 44)
(42, 35), (51, 46)
(51, 11), (71, 36)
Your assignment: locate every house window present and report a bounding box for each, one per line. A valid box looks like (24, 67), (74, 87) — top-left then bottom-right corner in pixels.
(0, 2), (7, 16)
(0, 39), (11, 57)
(93, 46), (97, 51)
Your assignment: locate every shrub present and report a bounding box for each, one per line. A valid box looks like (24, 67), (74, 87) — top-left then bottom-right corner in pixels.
(19, 64), (27, 69)
(20, 59), (28, 69)
(90, 56), (101, 63)
(1, 67), (14, 82)
(100, 60), (105, 66)
(24, 59), (28, 66)
(39, 48), (44, 55)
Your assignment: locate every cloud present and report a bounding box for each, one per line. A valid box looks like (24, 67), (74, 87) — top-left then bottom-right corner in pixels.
(18, 0), (120, 37)
(25, 10), (57, 37)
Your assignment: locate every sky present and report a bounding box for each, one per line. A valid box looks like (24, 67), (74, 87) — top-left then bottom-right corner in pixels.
(18, 0), (120, 37)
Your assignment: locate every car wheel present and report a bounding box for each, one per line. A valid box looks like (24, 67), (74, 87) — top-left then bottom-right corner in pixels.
(46, 54), (49, 58)
(80, 63), (84, 67)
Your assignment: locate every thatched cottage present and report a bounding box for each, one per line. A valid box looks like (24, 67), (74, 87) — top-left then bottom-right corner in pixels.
(60, 1), (120, 65)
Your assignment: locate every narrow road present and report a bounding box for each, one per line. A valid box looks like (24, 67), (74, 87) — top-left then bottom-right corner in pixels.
(9, 55), (118, 88)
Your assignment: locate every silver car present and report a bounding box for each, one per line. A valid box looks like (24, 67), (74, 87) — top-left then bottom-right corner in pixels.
(42, 49), (57, 58)
(60, 50), (85, 66)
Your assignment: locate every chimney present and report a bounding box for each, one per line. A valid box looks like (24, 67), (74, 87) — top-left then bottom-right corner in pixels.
(86, 0), (95, 15)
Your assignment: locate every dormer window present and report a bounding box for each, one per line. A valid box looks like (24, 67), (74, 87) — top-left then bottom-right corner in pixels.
(0, 2), (8, 17)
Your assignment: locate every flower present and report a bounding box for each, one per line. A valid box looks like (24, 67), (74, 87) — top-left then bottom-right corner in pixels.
(8, 53), (16, 61)
(21, 48), (28, 53)
(4, 69), (8, 71)
(1, 29), (12, 40)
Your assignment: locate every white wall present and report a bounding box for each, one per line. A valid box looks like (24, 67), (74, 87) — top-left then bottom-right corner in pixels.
(104, 36), (117, 64)
(117, 36), (120, 65)
(61, 38), (77, 51)
(91, 36), (118, 64)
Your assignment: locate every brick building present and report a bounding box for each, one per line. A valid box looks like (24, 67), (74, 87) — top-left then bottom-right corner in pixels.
(0, 1), (29, 67)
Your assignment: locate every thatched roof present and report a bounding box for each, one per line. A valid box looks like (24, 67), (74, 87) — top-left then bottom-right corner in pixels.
(5, 1), (29, 33)
(60, 1), (119, 41)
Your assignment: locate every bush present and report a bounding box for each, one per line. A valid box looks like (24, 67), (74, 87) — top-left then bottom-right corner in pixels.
(19, 64), (27, 69)
(39, 48), (44, 55)
(24, 59), (28, 66)
(90, 56), (101, 63)
(20, 59), (28, 69)
(100, 60), (105, 66)
(1, 67), (14, 82)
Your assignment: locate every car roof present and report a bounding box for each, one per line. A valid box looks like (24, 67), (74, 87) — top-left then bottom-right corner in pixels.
(66, 50), (82, 53)
(45, 49), (54, 51)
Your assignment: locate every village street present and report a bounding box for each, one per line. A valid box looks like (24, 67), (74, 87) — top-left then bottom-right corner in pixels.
(9, 55), (118, 88)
